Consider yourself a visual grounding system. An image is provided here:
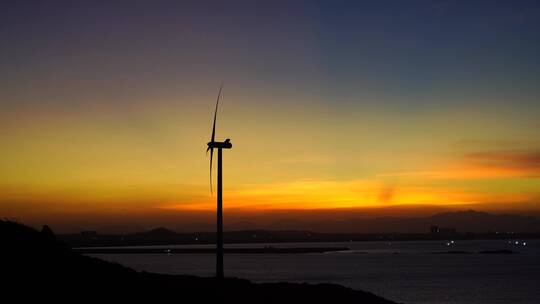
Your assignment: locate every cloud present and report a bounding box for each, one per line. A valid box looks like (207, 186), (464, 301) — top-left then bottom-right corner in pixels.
(457, 151), (540, 179)
(377, 184), (395, 203)
(464, 151), (540, 170)
(384, 150), (540, 180)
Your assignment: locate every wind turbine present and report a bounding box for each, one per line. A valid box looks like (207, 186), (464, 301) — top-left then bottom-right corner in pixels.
(206, 84), (232, 279)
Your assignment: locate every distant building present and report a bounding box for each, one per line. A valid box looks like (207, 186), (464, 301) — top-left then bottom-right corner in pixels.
(430, 225), (456, 235)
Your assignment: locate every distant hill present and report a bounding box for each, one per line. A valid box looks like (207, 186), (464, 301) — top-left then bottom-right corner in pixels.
(144, 227), (179, 236)
(124, 210), (539, 234)
(259, 210), (540, 233)
(426, 210), (540, 233)
(0, 219), (397, 303)
(57, 210), (540, 248)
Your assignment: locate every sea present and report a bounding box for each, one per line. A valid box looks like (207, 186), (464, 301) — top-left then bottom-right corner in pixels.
(88, 239), (540, 304)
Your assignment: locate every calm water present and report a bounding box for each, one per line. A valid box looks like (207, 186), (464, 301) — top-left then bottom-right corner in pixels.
(89, 240), (540, 304)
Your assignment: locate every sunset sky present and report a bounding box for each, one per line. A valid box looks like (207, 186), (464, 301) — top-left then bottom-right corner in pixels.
(1, 1), (540, 232)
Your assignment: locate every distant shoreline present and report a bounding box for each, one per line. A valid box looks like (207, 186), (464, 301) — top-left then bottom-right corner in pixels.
(61, 231), (540, 248)
(75, 246), (350, 254)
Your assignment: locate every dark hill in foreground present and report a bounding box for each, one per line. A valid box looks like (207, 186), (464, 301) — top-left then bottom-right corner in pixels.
(0, 220), (398, 303)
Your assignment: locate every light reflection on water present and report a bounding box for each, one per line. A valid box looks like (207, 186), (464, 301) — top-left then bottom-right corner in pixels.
(89, 240), (540, 304)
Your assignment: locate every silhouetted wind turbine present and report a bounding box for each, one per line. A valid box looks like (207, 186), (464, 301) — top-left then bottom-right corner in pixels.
(206, 84), (231, 279)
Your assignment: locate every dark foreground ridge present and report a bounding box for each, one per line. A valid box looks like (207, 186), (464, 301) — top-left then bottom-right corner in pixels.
(1, 220), (398, 303)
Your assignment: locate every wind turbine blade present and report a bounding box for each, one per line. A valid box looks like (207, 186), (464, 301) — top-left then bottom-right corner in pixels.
(209, 148), (214, 194)
(211, 84), (223, 142)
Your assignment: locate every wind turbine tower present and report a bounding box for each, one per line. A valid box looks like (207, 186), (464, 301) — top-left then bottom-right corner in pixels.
(206, 85), (232, 279)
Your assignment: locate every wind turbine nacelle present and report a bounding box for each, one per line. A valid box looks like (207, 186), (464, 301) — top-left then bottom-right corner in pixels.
(207, 140), (232, 149)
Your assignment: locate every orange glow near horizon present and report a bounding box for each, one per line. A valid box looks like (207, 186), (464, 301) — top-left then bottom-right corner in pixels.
(2, 99), (540, 225)
(161, 178), (538, 212)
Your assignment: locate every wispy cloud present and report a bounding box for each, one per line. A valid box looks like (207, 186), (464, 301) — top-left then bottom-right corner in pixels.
(384, 150), (540, 180)
(465, 151), (540, 170)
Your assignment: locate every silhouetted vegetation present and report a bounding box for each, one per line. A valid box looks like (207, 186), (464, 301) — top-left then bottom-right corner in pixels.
(1, 219), (398, 303)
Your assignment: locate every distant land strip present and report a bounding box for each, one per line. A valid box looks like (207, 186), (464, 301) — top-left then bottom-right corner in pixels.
(75, 247), (350, 254)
